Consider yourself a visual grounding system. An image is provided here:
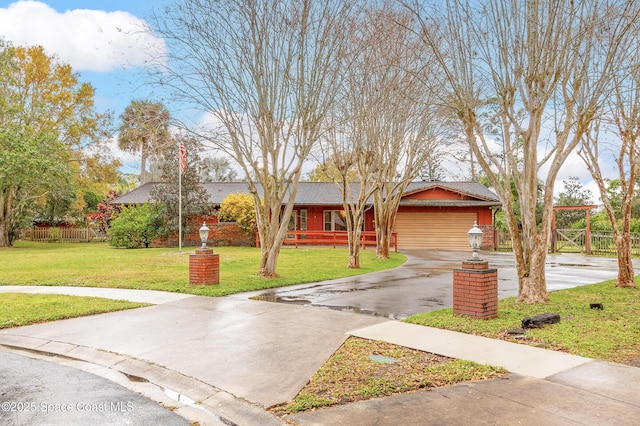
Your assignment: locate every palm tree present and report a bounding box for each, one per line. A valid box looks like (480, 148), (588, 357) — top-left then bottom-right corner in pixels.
(118, 100), (171, 184)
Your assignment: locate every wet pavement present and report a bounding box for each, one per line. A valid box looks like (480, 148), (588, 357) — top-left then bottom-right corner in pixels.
(0, 351), (189, 426)
(249, 250), (634, 320)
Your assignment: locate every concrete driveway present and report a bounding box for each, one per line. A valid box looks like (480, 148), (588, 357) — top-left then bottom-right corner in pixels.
(247, 249), (635, 320)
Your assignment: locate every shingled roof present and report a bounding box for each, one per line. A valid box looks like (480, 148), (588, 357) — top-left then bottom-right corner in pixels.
(112, 181), (501, 207)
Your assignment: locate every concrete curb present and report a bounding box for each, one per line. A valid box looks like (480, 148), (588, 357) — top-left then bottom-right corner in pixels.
(0, 336), (284, 426)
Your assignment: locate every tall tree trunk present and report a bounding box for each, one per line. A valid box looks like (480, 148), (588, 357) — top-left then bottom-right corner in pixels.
(140, 152), (148, 185)
(256, 200), (283, 278)
(0, 220), (9, 247)
(345, 200), (367, 269)
(375, 210), (395, 259)
(517, 235), (550, 303)
(255, 186), (297, 278)
(259, 243), (282, 278)
(374, 193), (391, 259)
(0, 188), (14, 247)
(348, 235), (361, 269)
(373, 187), (404, 259)
(376, 229), (390, 259)
(615, 233), (636, 288)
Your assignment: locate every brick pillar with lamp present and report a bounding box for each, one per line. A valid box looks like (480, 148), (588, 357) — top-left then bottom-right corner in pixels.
(189, 222), (220, 285)
(452, 221), (498, 319)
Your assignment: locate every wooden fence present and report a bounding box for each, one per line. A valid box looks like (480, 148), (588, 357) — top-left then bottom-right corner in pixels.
(21, 227), (103, 242)
(589, 231), (640, 257)
(496, 229), (640, 257)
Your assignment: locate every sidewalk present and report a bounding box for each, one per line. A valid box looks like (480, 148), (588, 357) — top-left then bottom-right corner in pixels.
(351, 321), (590, 379)
(2, 252), (640, 424)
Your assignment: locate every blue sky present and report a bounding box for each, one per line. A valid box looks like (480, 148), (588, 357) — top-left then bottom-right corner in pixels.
(0, 1), (168, 115)
(0, 0), (173, 171)
(0, 1), (611, 197)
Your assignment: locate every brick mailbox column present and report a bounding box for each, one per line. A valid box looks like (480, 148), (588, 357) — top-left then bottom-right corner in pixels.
(453, 260), (497, 319)
(189, 248), (219, 285)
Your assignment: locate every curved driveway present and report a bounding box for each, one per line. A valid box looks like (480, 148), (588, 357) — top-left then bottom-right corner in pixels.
(248, 249), (636, 320)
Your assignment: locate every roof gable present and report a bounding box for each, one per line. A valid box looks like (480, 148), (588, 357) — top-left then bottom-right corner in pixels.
(401, 182), (499, 202)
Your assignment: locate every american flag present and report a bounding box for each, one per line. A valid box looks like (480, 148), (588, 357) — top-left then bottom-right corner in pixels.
(179, 143), (186, 174)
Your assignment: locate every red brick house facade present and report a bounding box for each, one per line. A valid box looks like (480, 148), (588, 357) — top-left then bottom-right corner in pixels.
(113, 181), (501, 250)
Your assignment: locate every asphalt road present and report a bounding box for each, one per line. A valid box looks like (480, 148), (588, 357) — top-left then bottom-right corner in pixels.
(0, 351), (189, 426)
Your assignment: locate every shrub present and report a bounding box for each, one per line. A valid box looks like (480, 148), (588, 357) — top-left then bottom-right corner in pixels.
(218, 193), (257, 235)
(48, 227), (61, 242)
(89, 190), (121, 237)
(108, 204), (164, 248)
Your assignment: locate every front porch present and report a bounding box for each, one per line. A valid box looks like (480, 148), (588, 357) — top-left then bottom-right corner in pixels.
(257, 230), (399, 252)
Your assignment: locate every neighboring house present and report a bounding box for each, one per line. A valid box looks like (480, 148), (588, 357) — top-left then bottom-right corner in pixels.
(112, 181), (501, 250)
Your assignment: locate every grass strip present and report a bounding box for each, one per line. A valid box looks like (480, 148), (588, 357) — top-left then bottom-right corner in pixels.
(271, 337), (506, 415)
(0, 293), (148, 329)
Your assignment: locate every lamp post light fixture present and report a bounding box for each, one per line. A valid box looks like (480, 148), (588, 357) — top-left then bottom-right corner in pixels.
(199, 222), (210, 250)
(467, 220), (483, 260)
(190, 221), (219, 285)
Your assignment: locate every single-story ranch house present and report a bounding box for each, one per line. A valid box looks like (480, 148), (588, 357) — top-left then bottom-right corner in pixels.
(112, 181), (501, 250)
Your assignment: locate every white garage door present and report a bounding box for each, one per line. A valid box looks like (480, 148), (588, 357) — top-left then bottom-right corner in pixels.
(394, 212), (477, 249)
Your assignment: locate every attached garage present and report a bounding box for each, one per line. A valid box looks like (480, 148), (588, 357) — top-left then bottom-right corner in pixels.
(394, 212), (477, 250)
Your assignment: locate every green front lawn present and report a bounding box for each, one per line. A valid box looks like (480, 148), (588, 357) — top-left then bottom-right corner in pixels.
(405, 278), (640, 365)
(0, 241), (406, 296)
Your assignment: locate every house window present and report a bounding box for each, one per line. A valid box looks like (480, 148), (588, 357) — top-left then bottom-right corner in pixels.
(287, 210), (307, 238)
(299, 209), (307, 231)
(324, 210), (347, 231)
(288, 211), (297, 232)
(287, 211), (297, 239)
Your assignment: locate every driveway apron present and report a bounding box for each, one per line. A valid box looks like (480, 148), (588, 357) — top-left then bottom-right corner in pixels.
(0, 295), (386, 408)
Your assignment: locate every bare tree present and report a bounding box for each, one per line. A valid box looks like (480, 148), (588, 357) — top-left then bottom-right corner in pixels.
(350, 7), (446, 259)
(407, 0), (639, 302)
(319, 117), (378, 269)
(152, 0), (357, 276)
(316, 6), (442, 265)
(579, 38), (640, 288)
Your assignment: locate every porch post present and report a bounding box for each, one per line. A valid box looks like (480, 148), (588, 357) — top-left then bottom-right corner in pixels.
(586, 209), (591, 255)
(551, 208), (557, 253)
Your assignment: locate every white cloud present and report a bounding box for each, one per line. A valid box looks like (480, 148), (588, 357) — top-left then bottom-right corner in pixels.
(106, 136), (139, 164)
(539, 144), (621, 203)
(0, 1), (166, 71)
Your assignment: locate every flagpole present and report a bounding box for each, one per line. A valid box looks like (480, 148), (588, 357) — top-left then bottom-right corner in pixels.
(178, 142), (182, 252)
